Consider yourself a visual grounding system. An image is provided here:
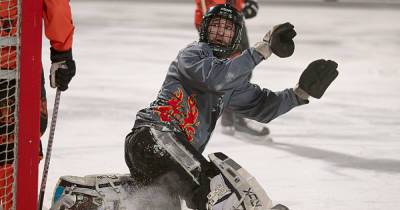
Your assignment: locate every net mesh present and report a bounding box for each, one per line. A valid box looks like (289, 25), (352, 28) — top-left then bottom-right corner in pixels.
(0, 0), (19, 209)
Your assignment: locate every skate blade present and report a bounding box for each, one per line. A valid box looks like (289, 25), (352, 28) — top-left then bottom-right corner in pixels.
(221, 126), (235, 136)
(233, 131), (273, 144)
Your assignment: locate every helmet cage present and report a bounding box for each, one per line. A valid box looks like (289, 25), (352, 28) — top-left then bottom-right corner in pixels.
(199, 5), (243, 58)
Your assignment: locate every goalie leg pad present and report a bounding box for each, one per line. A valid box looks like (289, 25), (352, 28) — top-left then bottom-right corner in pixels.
(206, 152), (275, 210)
(50, 174), (135, 210)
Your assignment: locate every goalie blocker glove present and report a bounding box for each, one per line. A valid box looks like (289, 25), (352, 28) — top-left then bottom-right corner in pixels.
(50, 48), (76, 91)
(295, 59), (339, 99)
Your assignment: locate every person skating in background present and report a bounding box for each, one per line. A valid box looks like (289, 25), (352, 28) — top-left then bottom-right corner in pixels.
(125, 4), (338, 210)
(194, 0), (271, 138)
(0, 0), (75, 208)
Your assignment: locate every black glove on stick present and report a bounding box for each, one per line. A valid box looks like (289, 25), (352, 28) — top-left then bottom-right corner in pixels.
(50, 48), (76, 91)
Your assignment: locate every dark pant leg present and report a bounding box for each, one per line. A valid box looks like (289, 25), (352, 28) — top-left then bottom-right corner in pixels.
(40, 68), (48, 136)
(39, 68), (48, 159)
(221, 23), (252, 127)
(124, 127), (189, 209)
(221, 108), (235, 127)
(124, 127), (174, 184)
(239, 23), (252, 82)
(228, 25), (271, 134)
(239, 23), (250, 52)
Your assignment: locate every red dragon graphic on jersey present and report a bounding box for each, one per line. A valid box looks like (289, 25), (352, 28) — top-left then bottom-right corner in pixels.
(154, 89), (199, 142)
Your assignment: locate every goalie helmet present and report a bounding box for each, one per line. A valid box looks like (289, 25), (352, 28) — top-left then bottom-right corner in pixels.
(199, 4), (243, 58)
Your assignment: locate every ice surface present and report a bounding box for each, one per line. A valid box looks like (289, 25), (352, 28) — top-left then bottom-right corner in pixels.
(40, 2), (400, 209)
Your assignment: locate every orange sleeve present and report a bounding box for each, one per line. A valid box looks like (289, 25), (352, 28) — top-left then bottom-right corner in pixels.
(236, 0), (245, 11)
(43, 0), (74, 52)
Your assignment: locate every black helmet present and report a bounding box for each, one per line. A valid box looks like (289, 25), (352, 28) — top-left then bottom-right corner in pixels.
(199, 4), (243, 58)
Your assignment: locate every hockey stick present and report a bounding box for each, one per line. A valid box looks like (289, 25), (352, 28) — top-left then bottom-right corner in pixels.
(38, 89), (62, 210)
(200, 0), (207, 15)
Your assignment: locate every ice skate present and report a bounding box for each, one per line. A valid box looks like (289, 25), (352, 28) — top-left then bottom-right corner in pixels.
(232, 117), (272, 142)
(221, 125), (235, 136)
(221, 109), (271, 142)
(272, 204), (290, 210)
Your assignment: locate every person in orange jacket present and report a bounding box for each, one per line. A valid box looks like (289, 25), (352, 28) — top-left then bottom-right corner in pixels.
(194, 0), (271, 138)
(0, 0), (75, 208)
(194, 0), (245, 30)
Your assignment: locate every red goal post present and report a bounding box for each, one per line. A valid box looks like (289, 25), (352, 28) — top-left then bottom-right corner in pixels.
(1, 0), (42, 209)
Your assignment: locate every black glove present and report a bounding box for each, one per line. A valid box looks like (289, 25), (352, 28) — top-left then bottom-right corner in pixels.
(298, 59), (339, 99)
(254, 22), (296, 59)
(267, 22), (296, 58)
(50, 48), (76, 91)
(243, 0), (259, 19)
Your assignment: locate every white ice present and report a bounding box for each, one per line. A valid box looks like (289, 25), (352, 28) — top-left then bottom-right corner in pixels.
(40, 1), (400, 210)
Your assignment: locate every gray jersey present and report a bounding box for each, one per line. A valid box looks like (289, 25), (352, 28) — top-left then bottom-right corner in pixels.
(134, 42), (306, 152)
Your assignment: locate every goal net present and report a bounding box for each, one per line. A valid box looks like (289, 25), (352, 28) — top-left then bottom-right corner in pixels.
(1, 0), (42, 209)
